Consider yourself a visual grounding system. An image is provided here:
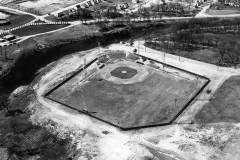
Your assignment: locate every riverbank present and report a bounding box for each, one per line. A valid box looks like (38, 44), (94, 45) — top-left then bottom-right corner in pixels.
(0, 21), (167, 96)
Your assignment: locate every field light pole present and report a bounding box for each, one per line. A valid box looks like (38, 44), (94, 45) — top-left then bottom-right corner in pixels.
(138, 40), (140, 55)
(98, 42), (100, 55)
(174, 98), (177, 108)
(163, 51), (166, 70)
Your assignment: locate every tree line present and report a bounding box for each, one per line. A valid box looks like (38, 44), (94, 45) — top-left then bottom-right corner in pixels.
(145, 18), (240, 67)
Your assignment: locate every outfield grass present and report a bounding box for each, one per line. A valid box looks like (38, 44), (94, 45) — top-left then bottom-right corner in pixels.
(12, 24), (69, 37)
(195, 75), (240, 123)
(48, 58), (206, 128)
(0, 14), (35, 30)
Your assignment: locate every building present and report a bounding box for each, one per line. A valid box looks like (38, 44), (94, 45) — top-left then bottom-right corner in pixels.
(3, 35), (16, 41)
(117, 3), (129, 10)
(0, 18), (10, 26)
(132, 0), (140, 3)
(87, 1), (93, 6)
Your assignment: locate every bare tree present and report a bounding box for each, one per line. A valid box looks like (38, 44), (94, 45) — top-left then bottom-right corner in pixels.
(0, 94), (9, 112)
(0, 46), (9, 60)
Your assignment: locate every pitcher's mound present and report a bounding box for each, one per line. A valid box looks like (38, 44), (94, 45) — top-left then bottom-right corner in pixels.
(110, 67), (138, 79)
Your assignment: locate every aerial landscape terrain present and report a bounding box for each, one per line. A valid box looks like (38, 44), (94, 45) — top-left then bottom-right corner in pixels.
(0, 0), (240, 159)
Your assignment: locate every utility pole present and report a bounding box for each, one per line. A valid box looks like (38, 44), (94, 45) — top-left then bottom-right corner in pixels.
(174, 98), (177, 108)
(163, 52), (166, 64)
(145, 38), (147, 52)
(138, 40), (140, 55)
(98, 42), (101, 55)
(177, 0), (178, 17)
(168, 33), (171, 52)
(84, 58), (87, 76)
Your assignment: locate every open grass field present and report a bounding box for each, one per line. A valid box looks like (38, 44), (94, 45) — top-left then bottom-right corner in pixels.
(0, 14), (35, 30)
(206, 9), (240, 15)
(145, 42), (219, 65)
(47, 53), (207, 128)
(175, 49), (219, 65)
(206, 3), (240, 15)
(195, 75), (240, 123)
(15, 0), (86, 15)
(11, 24), (69, 36)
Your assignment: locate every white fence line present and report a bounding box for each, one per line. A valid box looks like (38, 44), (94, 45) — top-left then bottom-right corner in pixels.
(0, 21), (71, 35)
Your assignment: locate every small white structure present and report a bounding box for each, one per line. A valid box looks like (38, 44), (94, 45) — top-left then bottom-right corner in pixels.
(0, 18), (9, 25)
(117, 3), (129, 10)
(87, 0), (93, 6)
(132, 0), (140, 3)
(0, 38), (7, 43)
(3, 35), (16, 41)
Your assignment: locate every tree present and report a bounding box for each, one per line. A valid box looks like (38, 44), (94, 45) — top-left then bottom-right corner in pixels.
(93, 9), (101, 21)
(0, 94), (9, 112)
(217, 40), (234, 65)
(124, 13), (131, 25)
(230, 42), (240, 66)
(79, 8), (92, 23)
(142, 8), (150, 20)
(99, 4), (108, 14)
(0, 46), (9, 60)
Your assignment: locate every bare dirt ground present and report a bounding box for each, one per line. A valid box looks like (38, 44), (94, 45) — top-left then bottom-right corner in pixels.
(21, 42), (240, 160)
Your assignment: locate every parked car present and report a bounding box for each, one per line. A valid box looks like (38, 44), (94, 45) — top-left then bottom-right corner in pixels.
(0, 38), (7, 43)
(3, 35), (16, 41)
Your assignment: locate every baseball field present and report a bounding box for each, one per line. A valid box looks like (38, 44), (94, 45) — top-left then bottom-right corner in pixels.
(47, 52), (208, 129)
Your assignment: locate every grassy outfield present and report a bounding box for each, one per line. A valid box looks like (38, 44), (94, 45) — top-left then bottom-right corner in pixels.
(0, 14), (35, 30)
(12, 24), (70, 37)
(195, 75), (240, 123)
